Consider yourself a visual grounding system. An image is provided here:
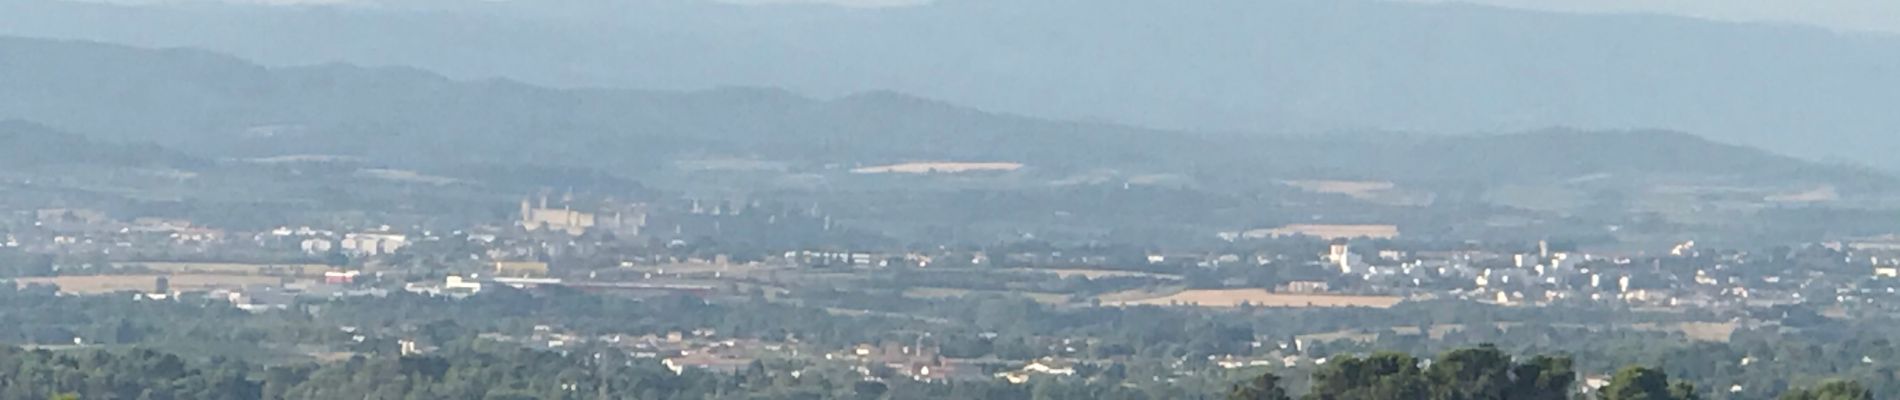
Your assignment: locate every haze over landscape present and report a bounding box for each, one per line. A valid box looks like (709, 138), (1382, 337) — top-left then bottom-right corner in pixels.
(2, 1), (1900, 399)
(6, 0), (1900, 167)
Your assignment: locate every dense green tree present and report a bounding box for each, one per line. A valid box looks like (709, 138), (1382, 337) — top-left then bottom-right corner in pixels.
(1668, 382), (1700, 400)
(1300, 345), (1577, 400)
(1779, 380), (1873, 400)
(1506, 355), (1574, 400)
(1306, 352), (1430, 400)
(1428, 345), (1514, 400)
(0, 342), (1880, 400)
(853, 381), (889, 400)
(1230, 371), (1291, 400)
(1600, 366), (1696, 400)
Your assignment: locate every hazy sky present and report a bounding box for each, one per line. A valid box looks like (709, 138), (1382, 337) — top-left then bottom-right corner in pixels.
(739, 0), (1900, 34)
(1404, 0), (1900, 34)
(675, 0), (1888, 35)
(57, 0), (1900, 34)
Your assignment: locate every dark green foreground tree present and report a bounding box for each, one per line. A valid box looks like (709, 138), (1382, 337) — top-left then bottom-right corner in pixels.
(1223, 345), (1873, 400)
(1779, 380), (1874, 400)
(1599, 366), (1700, 400)
(1297, 345), (1572, 400)
(1229, 371), (1291, 400)
(1, 342), (1873, 400)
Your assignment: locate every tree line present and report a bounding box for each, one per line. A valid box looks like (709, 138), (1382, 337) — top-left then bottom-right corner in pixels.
(1231, 345), (1871, 400)
(0, 342), (1876, 400)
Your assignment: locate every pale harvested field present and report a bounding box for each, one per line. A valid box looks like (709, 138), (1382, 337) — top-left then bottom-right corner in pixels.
(308, 352), (359, 363)
(15, 274), (286, 294)
(851, 162), (1023, 174)
(1264, 224), (1401, 240)
(356, 168), (461, 185)
(1390, 325), (1470, 340)
(1631, 321), (1738, 342)
(1677, 322), (1738, 342)
(902, 287), (1070, 305)
(1104, 289), (1404, 308)
(1297, 330), (1380, 344)
(1282, 180), (1396, 199)
(1095, 286), (1188, 303)
(1765, 186), (1839, 203)
(902, 287), (974, 299)
(1018, 268), (1183, 281)
(634, 262), (769, 278)
(120, 262), (330, 277)
(1311, 324), (1495, 343)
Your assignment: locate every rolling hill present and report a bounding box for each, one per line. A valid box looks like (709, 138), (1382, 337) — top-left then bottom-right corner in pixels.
(0, 120), (202, 169)
(0, 36), (1886, 196)
(3, 0), (1897, 168)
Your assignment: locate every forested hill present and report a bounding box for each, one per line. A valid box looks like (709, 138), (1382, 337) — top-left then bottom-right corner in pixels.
(1241, 130), (1897, 189)
(0, 36), (1885, 191)
(0, 36), (1187, 174)
(3, 0), (1898, 168)
(0, 120), (202, 169)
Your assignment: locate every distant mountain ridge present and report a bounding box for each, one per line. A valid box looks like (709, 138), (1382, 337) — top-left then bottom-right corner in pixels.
(0, 36), (1886, 194)
(1269, 129), (1896, 190)
(2, 0), (1897, 168)
(0, 36), (1188, 173)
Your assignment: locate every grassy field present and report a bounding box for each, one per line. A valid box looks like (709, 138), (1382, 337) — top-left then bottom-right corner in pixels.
(1095, 286), (1188, 303)
(901, 287), (1071, 305)
(119, 262), (331, 277)
(15, 274), (288, 294)
(1102, 289), (1404, 308)
(1631, 321), (1738, 342)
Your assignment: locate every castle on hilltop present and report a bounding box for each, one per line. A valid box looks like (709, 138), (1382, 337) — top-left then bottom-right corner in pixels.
(519, 193), (646, 237)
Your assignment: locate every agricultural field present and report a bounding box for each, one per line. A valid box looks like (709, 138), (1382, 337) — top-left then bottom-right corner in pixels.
(1101, 289), (1404, 308)
(1281, 180), (1433, 206)
(901, 287), (1072, 305)
(1018, 269), (1178, 280)
(118, 262), (331, 277)
(1262, 224), (1401, 240)
(630, 261), (772, 278)
(1630, 321), (1738, 342)
(355, 168), (462, 185)
(1281, 180), (1395, 199)
(850, 162), (1023, 174)
(14, 274), (289, 294)
(1300, 321), (1737, 345)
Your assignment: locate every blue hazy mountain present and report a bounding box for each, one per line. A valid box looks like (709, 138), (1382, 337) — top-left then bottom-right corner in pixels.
(2, 0), (1895, 169)
(0, 35), (1887, 195)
